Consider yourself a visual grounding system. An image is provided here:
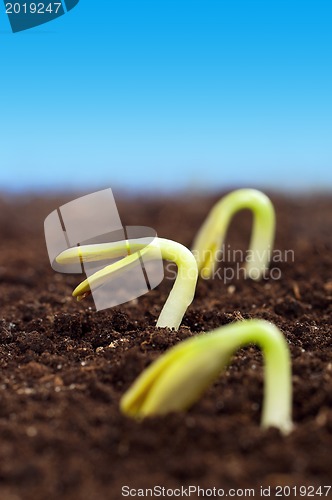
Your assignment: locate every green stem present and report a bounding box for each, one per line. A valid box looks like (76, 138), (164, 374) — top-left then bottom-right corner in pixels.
(191, 189), (276, 280)
(197, 320), (292, 433)
(56, 237), (198, 330)
(121, 319), (293, 434)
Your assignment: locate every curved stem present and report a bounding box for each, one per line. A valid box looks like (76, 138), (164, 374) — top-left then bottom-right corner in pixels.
(56, 237), (198, 330)
(121, 319), (293, 434)
(191, 189), (276, 280)
(153, 239), (198, 328)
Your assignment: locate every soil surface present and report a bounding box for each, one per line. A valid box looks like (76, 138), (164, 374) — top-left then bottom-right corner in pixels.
(0, 191), (331, 500)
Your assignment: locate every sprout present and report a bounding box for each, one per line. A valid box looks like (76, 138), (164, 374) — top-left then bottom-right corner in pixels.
(120, 319), (293, 435)
(56, 237), (198, 330)
(191, 189), (276, 280)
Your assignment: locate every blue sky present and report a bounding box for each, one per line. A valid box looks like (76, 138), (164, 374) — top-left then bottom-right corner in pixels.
(0, 1), (331, 193)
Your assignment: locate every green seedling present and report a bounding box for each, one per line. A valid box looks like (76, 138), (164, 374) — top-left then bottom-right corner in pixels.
(120, 319), (293, 435)
(56, 188), (274, 328)
(56, 237), (198, 330)
(191, 189), (276, 280)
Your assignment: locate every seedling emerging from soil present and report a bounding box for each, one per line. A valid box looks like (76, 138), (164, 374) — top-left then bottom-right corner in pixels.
(56, 238), (198, 330)
(191, 189), (276, 280)
(120, 319), (293, 435)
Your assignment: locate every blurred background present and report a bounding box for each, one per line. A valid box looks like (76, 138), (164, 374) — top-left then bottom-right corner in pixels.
(0, 0), (331, 194)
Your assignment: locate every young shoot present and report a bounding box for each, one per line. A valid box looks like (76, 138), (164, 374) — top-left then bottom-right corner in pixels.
(191, 189), (276, 280)
(120, 319), (293, 435)
(56, 238), (198, 330)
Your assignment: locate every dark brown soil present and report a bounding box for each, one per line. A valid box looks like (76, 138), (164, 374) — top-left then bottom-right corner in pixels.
(0, 191), (331, 500)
